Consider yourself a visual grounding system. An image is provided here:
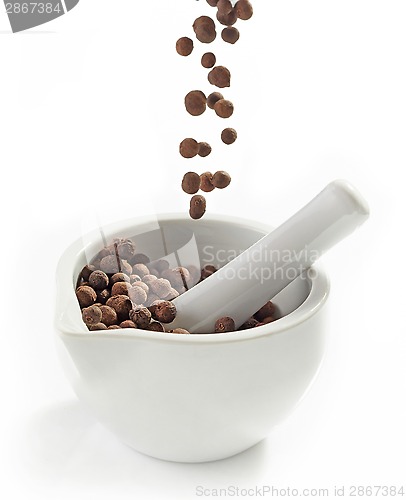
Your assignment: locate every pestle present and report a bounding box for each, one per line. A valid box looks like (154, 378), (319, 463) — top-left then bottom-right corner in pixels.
(168, 180), (369, 333)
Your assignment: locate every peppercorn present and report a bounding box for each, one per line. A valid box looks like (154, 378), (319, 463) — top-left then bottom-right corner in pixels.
(149, 300), (177, 323)
(217, 0), (233, 15)
(89, 270), (109, 290)
(255, 301), (276, 321)
(117, 240), (136, 261)
(120, 320), (137, 329)
(176, 37), (194, 56)
(147, 321), (165, 332)
(213, 170), (232, 189)
(166, 288), (180, 300)
(216, 8), (238, 26)
(149, 278), (173, 299)
(76, 285), (97, 308)
(221, 128), (237, 144)
(185, 90), (207, 116)
(111, 281), (131, 296)
(198, 142), (212, 157)
(129, 253), (150, 266)
(121, 261), (133, 276)
(96, 289), (110, 304)
(171, 328), (191, 335)
(89, 323), (108, 331)
(150, 260), (170, 274)
(99, 305), (118, 327)
(110, 273), (130, 286)
(235, 0), (253, 20)
(108, 325), (121, 330)
(80, 264), (96, 282)
(201, 264), (217, 279)
(132, 263), (150, 278)
(132, 281), (149, 293)
(239, 317), (259, 330)
(129, 306), (152, 329)
(82, 305), (103, 326)
(128, 286), (148, 305)
(200, 172), (215, 192)
(106, 295), (132, 321)
(214, 99), (234, 118)
(143, 274), (157, 285)
(130, 274), (141, 283)
(208, 66), (231, 88)
(201, 52), (216, 68)
(100, 255), (122, 274)
(180, 138), (199, 158)
(193, 16), (216, 44)
(207, 92), (224, 109)
(221, 27), (240, 44)
(189, 195), (207, 220)
(206, 0), (218, 6)
(215, 317), (236, 333)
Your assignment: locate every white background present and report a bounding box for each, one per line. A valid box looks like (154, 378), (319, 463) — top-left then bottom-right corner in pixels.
(0, 1), (405, 499)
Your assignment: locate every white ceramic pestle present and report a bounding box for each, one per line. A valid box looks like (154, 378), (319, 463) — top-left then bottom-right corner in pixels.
(168, 180), (369, 333)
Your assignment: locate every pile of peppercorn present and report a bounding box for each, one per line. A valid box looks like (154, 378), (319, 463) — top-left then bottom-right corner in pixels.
(76, 235), (278, 334)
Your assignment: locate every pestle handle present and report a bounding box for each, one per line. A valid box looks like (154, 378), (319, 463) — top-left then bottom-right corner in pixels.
(169, 180), (369, 333)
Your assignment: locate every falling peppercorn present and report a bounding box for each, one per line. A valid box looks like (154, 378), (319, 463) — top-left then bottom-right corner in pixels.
(213, 170), (232, 189)
(182, 172), (201, 195)
(235, 0), (254, 21)
(201, 52), (216, 69)
(207, 92), (224, 109)
(221, 128), (237, 145)
(193, 16), (217, 44)
(198, 142), (212, 157)
(189, 195), (207, 220)
(180, 138), (199, 158)
(176, 37), (194, 56)
(200, 172), (215, 193)
(184, 90), (207, 116)
(214, 99), (234, 118)
(221, 27), (240, 44)
(208, 66), (231, 88)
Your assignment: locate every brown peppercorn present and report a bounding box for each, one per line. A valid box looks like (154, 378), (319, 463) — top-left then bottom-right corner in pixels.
(117, 240), (136, 261)
(166, 288), (180, 300)
(216, 8), (238, 26)
(129, 253), (150, 266)
(76, 285), (97, 308)
(207, 92), (224, 109)
(111, 281), (131, 296)
(89, 270), (109, 290)
(206, 0), (218, 6)
(143, 274), (157, 284)
(213, 170), (232, 189)
(110, 273), (130, 286)
(208, 66), (231, 88)
(189, 195), (207, 220)
(100, 254), (122, 274)
(221, 128), (237, 145)
(130, 306), (152, 329)
(80, 265), (96, 282)
(201, 52), (216, 68)
(171, 328), (191, 335)
(221, 27), (240, 44)
(200, 172), (215, 192)
(161, 267), (190, 289)
(239, 317), (260, 330)
(89, 323), (108, 331)
(179, 138), (199, 158)
(96, 289), (110, 305)
(176, 37), (194, 56)
(108, 325), (121, 330)
(120, 320), (137, 329)
(185, 90), (207, 116)
(82, 305), (103, 326)
(254, 301), (276, 322)
(130, 274), (141, 283)
(147, 321), (165, 332)
(262, 316), (276, 324)
(235, 0), (253, 20)
(198, 142), (212, 157)
(217, 0), (233, 14)
(121, 261), (133, 276)
(215, 316), (236, 333)
(193, 16), (216, 44)
(149, 300), (177, 324)
(128, 286), (148, 305)
(132, 263), (150, 278)
(201, 264), (217, 279)
(149, 278), (173, 299)
(106, 295), (132, 322)
(214, 99), (234, 118)
(133, 281), (149, 293)
(99, 305), (118, 327)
